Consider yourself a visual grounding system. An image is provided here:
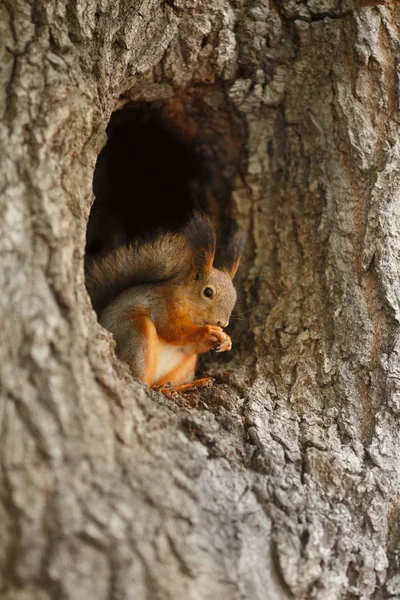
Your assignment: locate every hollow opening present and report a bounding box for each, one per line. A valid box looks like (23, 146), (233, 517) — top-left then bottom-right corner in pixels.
(85, 97), (248, 375)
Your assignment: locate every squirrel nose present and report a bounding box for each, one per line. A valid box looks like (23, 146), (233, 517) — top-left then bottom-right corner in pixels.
(218, 320), (229, 328)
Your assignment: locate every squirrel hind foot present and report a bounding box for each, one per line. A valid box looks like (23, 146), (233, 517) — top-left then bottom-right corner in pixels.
(153, 377), (215, 400)
(153, 383), (186, 405)
(172, 377), (215, 393)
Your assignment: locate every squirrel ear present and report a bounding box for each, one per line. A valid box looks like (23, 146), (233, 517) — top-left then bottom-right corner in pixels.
(184, 213), (216, 278)
(214, 230), (245, 279)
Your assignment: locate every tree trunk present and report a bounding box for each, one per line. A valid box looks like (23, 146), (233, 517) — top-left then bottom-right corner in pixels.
(1, 1), (400, 598)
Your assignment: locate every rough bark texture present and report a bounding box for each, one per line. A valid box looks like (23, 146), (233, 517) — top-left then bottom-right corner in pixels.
(1, 0), (400, 598)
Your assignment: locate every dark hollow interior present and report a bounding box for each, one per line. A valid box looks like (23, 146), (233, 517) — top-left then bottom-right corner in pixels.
(86, 105), (211, 258)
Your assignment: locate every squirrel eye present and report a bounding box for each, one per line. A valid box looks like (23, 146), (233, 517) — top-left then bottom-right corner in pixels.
(203, 287), (214, 299)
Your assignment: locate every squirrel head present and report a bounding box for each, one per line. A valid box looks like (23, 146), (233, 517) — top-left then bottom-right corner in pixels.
(183, 214), (245, 328)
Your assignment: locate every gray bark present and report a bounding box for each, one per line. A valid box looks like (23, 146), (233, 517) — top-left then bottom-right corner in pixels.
(1, 0), (400, 598)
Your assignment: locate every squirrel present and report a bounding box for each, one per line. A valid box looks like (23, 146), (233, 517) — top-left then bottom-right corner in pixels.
(85, 213), (245, 396)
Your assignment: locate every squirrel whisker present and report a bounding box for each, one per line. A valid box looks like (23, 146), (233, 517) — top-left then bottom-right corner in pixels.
(232, 304), (263, 317)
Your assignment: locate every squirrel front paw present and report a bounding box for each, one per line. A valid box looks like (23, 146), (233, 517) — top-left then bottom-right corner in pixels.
(214, 332), (232, 353)
(204, 325), (232, 353)
(204, 325), (224, 343)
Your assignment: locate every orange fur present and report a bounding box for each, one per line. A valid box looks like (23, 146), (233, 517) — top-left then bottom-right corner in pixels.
(128, 309), (228, 390)
(128, 305), (231, 391)
(158, 305), (227, 351)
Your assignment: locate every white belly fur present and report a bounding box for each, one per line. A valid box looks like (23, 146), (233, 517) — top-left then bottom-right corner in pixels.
(154, 342), (185, 383)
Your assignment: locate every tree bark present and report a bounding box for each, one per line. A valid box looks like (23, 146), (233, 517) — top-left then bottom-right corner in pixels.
(1, 1), (400, 598)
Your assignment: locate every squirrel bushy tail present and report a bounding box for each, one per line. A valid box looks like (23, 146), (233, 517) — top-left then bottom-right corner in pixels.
(85, 213), (218, 315)
(86, 231), (192, 315)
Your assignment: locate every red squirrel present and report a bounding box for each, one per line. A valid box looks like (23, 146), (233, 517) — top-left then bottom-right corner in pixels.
(86, 213), (245, 396)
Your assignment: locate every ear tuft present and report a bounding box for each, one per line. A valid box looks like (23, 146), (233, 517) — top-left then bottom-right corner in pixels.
(184, 213), (216, 277)
(214, 229), (245, 279)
